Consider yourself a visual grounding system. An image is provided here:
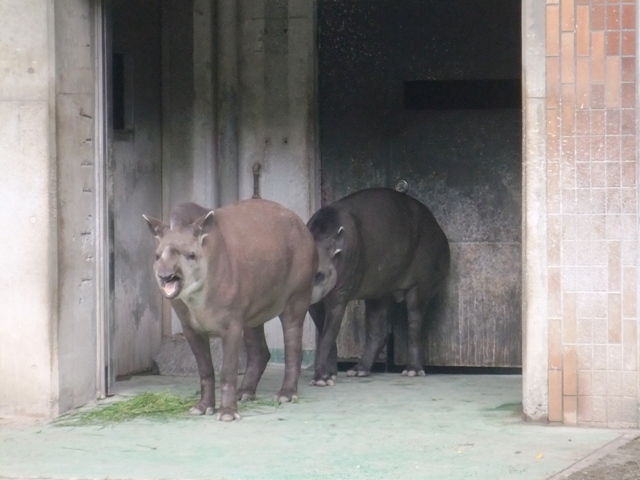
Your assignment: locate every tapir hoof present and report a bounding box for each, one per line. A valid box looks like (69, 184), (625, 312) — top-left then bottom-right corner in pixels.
(401, 369), (426, 377)
(274, 390), (299, 403)
(346, 368), (370, 378)
(189, 405), (215, 416)
(309, 374), (336, 387)
(238, 392), (256, 402)
(216, 408), (241, 422)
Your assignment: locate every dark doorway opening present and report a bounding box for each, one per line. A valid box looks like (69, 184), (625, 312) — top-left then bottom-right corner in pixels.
(318, 0), (523, 371)
(404, 79), (522, 110)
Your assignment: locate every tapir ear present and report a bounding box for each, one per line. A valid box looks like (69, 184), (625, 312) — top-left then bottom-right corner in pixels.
(143, 215), (169, 240)
(191, 211), (216, 244)
(332, 226), (345, 256)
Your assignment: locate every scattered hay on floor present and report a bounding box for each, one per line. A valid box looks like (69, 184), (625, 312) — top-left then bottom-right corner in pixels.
(54, 392), (199, 426)
(54, 392), (289, 426)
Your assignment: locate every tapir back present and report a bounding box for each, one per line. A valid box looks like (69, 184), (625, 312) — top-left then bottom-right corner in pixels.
(311, 188), (449, 302)
(208, 199), (318, 322)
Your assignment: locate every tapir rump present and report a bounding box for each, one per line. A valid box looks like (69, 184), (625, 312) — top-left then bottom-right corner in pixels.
(308, 188), (450, 386)
(144, 199), (318, 421)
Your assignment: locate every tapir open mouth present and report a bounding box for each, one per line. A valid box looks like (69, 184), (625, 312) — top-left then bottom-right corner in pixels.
(158, 274), (183, 299)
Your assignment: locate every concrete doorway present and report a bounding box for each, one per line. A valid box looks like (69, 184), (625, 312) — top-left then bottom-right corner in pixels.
(109, 0), (164, 381)
(102, 0), (526, 397)
(105, 1), (218, 389)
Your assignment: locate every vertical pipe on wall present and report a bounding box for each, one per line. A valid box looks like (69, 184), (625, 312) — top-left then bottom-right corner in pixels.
(193, 0), (217, 207)
(216, 0), (240, 206)
(93, 0), (112, 398)
(522, 0), (549, 422)
(310, 0), (320, 213)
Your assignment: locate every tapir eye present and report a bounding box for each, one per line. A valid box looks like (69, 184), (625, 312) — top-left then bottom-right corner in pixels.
(154, 253), (160, 261)
(314, 272), (326, 284)
(187, 252), (197, 261)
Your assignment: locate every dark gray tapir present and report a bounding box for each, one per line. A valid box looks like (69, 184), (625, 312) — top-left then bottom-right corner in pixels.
(144, 199), (318, 421)
(307, 188), (450, 386)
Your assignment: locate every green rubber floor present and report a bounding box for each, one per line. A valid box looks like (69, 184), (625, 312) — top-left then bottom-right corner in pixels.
(0, 365), (625, 480)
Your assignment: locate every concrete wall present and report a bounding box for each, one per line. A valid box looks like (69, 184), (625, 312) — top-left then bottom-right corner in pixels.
(0, 0), (99, 418)
(236, 0), (318, 360)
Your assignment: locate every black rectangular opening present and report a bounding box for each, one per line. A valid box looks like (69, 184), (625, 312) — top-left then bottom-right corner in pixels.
(404, 79), (522, 110)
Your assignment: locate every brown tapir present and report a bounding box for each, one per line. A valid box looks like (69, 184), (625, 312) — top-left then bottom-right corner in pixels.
(144, 199), (318, 421)
(307, 188), (450, 386)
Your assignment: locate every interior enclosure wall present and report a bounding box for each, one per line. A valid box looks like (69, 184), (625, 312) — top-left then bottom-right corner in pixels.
(235, 0), (318, 363)
(318, 0), (523, 368)
(109, 0), (319, 377)
(163, 0), (320, 364)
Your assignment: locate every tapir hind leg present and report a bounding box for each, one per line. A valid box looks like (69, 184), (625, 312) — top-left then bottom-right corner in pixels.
(170, 299), (216, 415)
(403, 286), (427, 377)
(237, 324), (271, 401)
(347, 297), (391, 378)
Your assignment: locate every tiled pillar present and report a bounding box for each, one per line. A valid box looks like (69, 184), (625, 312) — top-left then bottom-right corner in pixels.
(546, 0), (638, 427)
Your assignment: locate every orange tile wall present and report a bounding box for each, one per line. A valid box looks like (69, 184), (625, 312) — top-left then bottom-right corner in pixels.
(546, 0), (638, 427)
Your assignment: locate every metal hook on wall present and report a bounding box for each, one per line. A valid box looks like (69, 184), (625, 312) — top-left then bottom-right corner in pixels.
(252, 162), (262, 199)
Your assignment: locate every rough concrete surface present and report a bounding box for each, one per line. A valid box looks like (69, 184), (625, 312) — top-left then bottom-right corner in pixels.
(554, 433), (640, 479)
(153, 334), (246, 376)
(0, 366), (631, 480)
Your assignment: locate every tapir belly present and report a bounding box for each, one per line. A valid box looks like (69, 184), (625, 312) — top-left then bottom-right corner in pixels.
(183, 265), (308, 335)
(345, 228), (447, 301)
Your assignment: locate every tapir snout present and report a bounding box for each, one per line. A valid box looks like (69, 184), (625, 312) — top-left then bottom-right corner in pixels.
(155, 268), (183, 299)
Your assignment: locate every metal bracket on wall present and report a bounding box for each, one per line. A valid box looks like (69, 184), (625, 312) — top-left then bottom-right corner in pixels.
(252, 162), (262, 199)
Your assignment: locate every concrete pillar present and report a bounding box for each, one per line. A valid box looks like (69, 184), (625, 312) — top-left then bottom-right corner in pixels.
(54, 0), (100, 414)
(522, 0), (549, 422)
(0, 0), (99, 419)
(0, 0), (56, 419)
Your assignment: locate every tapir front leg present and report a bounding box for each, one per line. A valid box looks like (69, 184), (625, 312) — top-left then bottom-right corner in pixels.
(218, 323), (243, 421)
(170, 299), (216, 415)
(310, 300), (346, 386)
(309, 303), (337, 385)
